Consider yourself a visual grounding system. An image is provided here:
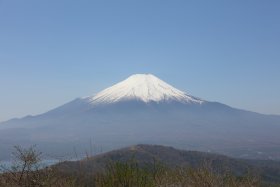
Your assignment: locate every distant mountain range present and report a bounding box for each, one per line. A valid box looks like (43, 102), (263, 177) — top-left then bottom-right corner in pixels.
(0, 74), (280, 160)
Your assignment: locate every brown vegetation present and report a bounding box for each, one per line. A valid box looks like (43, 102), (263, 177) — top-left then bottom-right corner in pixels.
(0, 146), (279, 187)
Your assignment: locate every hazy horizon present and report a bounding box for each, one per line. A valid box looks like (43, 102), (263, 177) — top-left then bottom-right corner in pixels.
(1, 0), (280, 122)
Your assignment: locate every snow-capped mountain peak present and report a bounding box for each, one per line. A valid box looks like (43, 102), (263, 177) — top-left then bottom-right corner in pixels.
(85, 74), (203, 104)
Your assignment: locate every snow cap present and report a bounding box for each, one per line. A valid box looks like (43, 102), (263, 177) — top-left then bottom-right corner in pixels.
(86, 74), (203, 104)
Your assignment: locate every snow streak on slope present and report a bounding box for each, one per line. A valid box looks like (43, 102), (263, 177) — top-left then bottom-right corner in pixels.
(85, 74), (204, 104)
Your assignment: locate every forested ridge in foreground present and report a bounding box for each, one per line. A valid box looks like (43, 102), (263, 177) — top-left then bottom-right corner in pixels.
(1, 144), (280, 187)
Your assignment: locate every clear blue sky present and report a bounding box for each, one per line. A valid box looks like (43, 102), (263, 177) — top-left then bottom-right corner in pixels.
(0, 0), (280, 122)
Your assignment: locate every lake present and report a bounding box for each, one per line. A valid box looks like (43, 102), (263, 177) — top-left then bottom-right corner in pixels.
(0, 159), (60, 173)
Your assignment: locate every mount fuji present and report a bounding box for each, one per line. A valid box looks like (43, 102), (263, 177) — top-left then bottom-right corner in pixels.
(86, 74), (203, 104)
(0, 74), (280, 160)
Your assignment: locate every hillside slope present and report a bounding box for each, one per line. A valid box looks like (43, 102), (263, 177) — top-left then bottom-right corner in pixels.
(55, 144), (280, 184)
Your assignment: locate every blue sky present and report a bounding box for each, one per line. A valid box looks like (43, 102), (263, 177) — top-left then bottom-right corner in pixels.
(0, 0), (280, 122)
